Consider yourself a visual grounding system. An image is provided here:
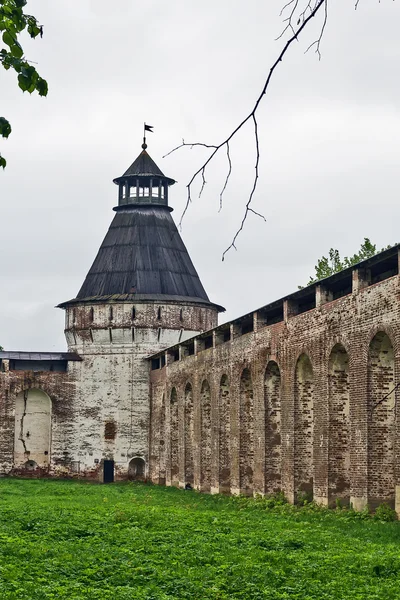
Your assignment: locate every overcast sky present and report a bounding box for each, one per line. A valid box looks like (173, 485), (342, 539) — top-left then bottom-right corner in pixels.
(1, 0), (400, 351)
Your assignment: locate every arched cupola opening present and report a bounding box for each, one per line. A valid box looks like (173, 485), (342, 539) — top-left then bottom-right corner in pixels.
(113, 143), (176, 210)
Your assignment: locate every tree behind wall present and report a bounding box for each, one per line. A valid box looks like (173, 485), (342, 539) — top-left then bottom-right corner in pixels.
(303, 238), (390, 287)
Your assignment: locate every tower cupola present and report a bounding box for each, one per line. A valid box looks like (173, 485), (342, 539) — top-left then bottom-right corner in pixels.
(58, 135), (224, 314)
(113, 142), (175, 210)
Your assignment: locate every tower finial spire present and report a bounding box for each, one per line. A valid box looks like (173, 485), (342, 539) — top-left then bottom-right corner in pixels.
(143, 122), (154, 150)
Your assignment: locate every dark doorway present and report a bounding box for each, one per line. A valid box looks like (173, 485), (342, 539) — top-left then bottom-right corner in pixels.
(103, 459), (114, 483)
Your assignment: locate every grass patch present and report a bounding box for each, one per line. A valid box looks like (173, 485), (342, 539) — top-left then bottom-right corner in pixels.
(0, 479), (398, 598)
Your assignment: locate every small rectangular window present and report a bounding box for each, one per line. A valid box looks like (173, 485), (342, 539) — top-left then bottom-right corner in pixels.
(151, 358), (160, 370)
(204, 336), (213, 350)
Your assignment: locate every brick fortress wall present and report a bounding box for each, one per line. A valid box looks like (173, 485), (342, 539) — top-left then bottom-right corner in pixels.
(149, 257), (400, 511)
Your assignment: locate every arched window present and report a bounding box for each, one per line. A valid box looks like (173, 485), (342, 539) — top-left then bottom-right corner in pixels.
(89, 307), (94, 323)
(109, 306), (113, 321)
(157, 307), (162, 320)
(132, 306), (136, 320)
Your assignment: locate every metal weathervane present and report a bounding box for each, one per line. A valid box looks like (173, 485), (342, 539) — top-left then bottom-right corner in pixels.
(143, 123), (154, 149)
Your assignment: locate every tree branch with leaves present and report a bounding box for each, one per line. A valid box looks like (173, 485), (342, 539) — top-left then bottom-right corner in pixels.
(0, 0), (47, 169)
(301, 238), (393, 287)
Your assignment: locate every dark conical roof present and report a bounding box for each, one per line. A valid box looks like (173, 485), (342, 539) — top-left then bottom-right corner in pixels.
(113, 149), (175, 186)
(124, 150), (164, 178)
(59, 205), (223, 310)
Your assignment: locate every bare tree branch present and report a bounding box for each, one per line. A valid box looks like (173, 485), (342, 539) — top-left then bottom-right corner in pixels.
(199, 167), (206, 199)
(167, 0), (327, 256)
(276, 0), (299, 40)
(305, 0), (328, 59)
(222, 115), (265, 260)
(219, 142), (232, 212)
(163, 139), (218, 157)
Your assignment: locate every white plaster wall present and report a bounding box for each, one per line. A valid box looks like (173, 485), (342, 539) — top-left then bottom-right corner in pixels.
(14, 389), (51, 468)
(63, 301), (219, 479)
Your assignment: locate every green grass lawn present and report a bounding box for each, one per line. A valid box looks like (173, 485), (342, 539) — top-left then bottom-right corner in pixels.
(0, 480), (399, 599)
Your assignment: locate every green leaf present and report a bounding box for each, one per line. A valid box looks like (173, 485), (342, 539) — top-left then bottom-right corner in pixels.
(0, 155), (6, 169)
(2, 30), (14, 48)
(18, 64), (38, 92)
(27, 23), (40, 38)
(0, 117), (11, 138)
(17, 72), (29, 91)
(10, 41), (22, 58)
(14, 0), (28, 8)
(36, 77), (48, 96)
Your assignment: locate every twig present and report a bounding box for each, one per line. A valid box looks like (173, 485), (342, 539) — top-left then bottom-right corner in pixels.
(219, 143), (232, 212)
(305, 0), (328, 59)
(163, 139), (218, 158)
(199, 167), (206, 198)
(167, 0), (327, 256)
(222, 115), (265, 260)
(276, 0), (299, 40)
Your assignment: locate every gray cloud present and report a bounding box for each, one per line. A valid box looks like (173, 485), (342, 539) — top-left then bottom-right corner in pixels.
(1, 0), (400, 350)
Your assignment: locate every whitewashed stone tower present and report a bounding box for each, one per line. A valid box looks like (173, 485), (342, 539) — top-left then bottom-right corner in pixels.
(58, 141), (223, 481)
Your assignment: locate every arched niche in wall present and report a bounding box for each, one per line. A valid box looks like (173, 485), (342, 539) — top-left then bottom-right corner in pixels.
(264, 361), (281, 494)
(218, 374), (231, 493)
(170, 388), (179, 486)
(328, 344), (350, 505)
(368, 332), (395, 508)
(239, 368), (254, 495)
(294, 354), (314, 502)
(14, 388), (52, 469)
(200, 379), (211, 492)
(159, 393), (166, 485)
(128, 457), (146, 481)
(184, 383), (194, 486)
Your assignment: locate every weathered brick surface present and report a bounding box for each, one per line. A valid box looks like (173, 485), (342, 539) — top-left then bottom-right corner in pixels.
(0, 300), (218, 482)
(149, 274), (400, 509)
(0, 364), (78, 477)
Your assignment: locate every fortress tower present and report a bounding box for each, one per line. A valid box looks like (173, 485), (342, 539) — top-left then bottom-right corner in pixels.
(57, 142), (223, 481)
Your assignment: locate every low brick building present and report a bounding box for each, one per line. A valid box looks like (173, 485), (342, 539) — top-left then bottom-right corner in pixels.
(1, 143), (399, 512)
